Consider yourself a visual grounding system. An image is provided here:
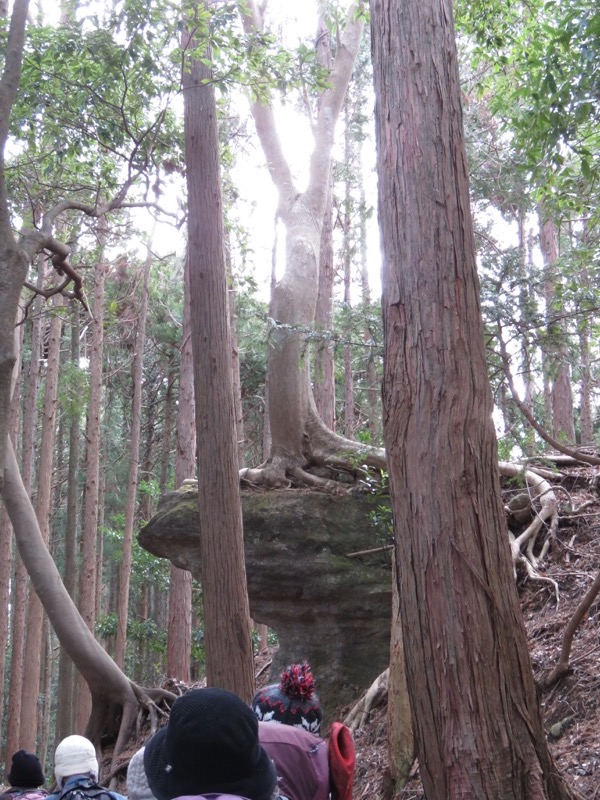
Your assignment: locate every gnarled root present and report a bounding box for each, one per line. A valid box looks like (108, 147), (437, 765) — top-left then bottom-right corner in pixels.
(344, 668), (389, 732)
(499, 461), (559, 571)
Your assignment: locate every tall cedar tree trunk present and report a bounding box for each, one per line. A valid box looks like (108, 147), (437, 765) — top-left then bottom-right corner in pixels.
(387, 551), (413, 785)
(167, 259), (194, 682)
(56, 312), (81, 740)
(517, 211), (533, 409)
(225, 237), (246, 468)
(538, 212), (575, 444)
(0, 0), (176, 758)
(5, 260), (43, 766)
(76, 251), (107, 731)
(39, 617), (52, 765)
(0, 324), (21, 769)
(0, 0), (29, 483)
(240, 2), (374, 486)
(159, 356), (176, 489)
(115, 253), (152, 668)
(342, 159), (355, 438)
(578, 230), (593, 444)
(182, 0), (254, 700)
(21, 296), (63, 750)
(313, 14), (336, 431)
(139, 422), (155, 533)
(314, 176), (336, 430)
(372, 1), (577, 798)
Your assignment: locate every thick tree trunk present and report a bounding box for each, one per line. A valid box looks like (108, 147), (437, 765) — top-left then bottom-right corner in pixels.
(372, 1), (577, 798)
(183, 1), (254, 701)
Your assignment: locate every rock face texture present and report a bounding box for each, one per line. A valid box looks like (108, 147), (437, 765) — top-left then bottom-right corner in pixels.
(138, 487), (392, 718)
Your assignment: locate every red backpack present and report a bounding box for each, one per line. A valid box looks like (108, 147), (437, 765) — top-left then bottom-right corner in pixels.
(328, 723), (355, 800)
(258, 722), (330, 800)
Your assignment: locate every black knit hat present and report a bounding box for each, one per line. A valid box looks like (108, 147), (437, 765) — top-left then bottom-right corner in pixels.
(251, 662), (322, 735)
(7, 750), (45, 788)
(144, 688), (276, 800)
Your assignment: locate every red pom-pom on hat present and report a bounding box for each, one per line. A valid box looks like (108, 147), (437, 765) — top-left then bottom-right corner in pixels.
(279, 662), (317, 701)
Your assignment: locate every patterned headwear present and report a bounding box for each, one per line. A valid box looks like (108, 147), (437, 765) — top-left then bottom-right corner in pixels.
(252, 662), (323, 735)
(127, 748), (156, 800)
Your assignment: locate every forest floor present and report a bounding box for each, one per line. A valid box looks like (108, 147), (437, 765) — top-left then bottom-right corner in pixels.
(350, 461), (600, 800)
(103, 461), (600, 800)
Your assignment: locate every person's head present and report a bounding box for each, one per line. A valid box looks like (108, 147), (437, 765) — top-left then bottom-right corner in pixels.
(252, 662), (322, 735)
(144, 688), (277, 800)
(127, 747), (156, 800)
(54, 735), (99, 787)
(7, 750), (45, 788)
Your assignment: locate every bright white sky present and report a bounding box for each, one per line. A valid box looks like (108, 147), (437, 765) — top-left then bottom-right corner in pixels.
(29, 0), (381, 301)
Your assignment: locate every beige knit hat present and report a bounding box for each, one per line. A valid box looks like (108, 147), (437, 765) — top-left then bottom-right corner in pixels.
(127, 748), (156, 800)
(55, 735), (99, 785)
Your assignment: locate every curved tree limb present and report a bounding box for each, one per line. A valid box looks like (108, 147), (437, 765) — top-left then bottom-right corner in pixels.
(239, 1), (298, 210)
(305, 4), (364, 216)
(1, 437), (176, 764)
(498, 326), (600, 466)
(240, 1), (364, 224)
(543, 569), (600, 687)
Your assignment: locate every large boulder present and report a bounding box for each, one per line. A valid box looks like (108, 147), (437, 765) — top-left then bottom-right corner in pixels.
(138, 487), (392, 719)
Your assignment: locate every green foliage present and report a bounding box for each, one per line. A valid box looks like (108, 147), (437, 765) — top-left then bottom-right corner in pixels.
(58, 359), (89, 421)
(251, 626), (278, 649)
(8, 23), (180, 208)
(456, 0), (600, 221)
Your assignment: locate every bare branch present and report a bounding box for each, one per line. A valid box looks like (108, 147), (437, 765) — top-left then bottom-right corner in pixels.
(239, 0), (298, 209)
(306, 4), (364, 214)
(498, 325), (600, 466)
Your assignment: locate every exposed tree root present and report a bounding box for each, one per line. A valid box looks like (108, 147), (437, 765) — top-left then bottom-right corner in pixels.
(240, 406), (387, 492)
(498, 461), (559, 572)
(344, 668), (389, 732)
(514, 549), (560, 601)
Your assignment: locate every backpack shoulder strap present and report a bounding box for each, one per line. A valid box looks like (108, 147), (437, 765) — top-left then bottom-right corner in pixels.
(58, 783), (113, 800)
